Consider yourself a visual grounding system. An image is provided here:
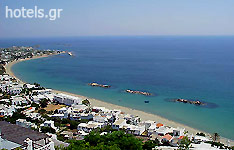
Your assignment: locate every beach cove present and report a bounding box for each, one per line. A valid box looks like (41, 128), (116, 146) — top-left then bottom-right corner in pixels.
(5, 52), (234, 146)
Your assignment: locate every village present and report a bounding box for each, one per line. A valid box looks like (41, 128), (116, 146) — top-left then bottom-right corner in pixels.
(0, 46), (62, 64)
(0, 73), (232, 150)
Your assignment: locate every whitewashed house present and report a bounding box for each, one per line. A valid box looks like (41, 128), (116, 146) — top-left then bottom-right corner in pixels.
(93, 115), (108, 123)
(25, 112), (41, 120)
(173, 128), (185, 137)
(77, 121), (105, 133)
(40, 120), (57, 131)
(0, 104), (16, 117)
(112, 119), (127, 130)
(11, 96), (28, 105)
(54, 93), (82, 106)
(32, 89), (52, 95)
(155, 126), (173, 136)
(80, 113), (93, 120)
(125, 124), (146, 135)
(16, 119), (36, 129)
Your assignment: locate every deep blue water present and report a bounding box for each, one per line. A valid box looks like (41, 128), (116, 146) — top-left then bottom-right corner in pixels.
(1, 36), (234, 140)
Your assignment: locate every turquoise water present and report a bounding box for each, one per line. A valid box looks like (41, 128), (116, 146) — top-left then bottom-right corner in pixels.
(1, 36), (234, 140)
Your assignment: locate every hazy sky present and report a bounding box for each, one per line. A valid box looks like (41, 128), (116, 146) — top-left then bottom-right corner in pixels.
(0, 0), (234, 38)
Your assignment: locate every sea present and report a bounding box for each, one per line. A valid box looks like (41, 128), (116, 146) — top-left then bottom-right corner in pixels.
(1, 36), (234, 140)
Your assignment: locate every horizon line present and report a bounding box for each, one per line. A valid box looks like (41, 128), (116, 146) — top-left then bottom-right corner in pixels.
(1, 35), (234, 40)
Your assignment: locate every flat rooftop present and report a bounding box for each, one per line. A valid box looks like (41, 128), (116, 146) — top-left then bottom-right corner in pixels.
(0, 121), (48, 145)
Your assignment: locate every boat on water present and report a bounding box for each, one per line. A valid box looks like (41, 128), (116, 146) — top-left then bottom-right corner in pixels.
(67, 52), (73, 56)
(88, 82), (111, 88)
(144, 100), (150, 103)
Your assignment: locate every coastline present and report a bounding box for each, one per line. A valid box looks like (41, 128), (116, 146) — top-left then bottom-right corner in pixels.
(5, 53), (64, 83)
(5, 55), (234, 146)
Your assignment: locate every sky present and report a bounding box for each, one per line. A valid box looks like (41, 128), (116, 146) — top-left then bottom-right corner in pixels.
(0, 0), (234, 38)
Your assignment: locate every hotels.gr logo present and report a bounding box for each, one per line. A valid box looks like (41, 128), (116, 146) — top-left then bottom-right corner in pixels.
(5, 6), (63, 21)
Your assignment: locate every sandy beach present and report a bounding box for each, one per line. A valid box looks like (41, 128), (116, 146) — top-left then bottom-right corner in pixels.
(5, 53), (65, 83)
(4, 55), (234, 146)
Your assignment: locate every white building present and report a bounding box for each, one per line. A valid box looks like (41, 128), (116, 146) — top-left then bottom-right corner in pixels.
(11, 96), (28, 105)
(31, 95), (48, 104)
(80, 113), (93, 120)
(93, 115), (108, 123)
(25, 112), (41, 120)
(125, 124), (146, 135)
(0, 104), (15, 117)
(173, 128), (185, 137)
(155, 126), (173, 136)
(40, 120), (57, 131)
(54, 93), (82, 106)
(32, 89), (52, 95)
(193, 135), (209, 144)
(112, 119), (127, 130)
(16, 119), (36, 129)
(77, 121), (105, 133)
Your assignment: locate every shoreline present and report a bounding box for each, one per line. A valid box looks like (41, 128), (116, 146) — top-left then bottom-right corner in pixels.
(5, 55), (234, 146)
(5, 53), (65, 83)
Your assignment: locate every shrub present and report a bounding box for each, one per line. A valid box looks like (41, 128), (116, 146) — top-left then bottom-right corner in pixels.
(41, 126), (56, 134)
(196, 132), (206, 137)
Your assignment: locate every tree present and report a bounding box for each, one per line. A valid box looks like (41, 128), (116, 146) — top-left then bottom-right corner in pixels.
(6, 111), (26, 124)
(142, 140), (157, 150)
(54, 109), (59, 114)
(66, 131), (143, 150)
(0, 65), (6, 75)
(196, 132), (205, 137)
(179, 136), (191, 150)
(38, 108), (46, 114)
(55, 145), (67, 150)
(31, 102), (40, 110)
(82, 99), (90, 106)
(41, 126), (56, 134)
(212, 133), (220, 142)
(34, 82), (40, 87)
(69, 120), (79, 130)
(40, 98), (49, 108)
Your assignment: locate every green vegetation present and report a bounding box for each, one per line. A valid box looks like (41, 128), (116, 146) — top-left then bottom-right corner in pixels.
(55, 145), (67, 150)
(33, 82), (41, 87)
(93, 125), (117, 133)
(38, 108), (47, 114)
(40, 98), (49, 108)
(0, 65), (5, 75)
(82, 99), (90, 106)
(31, 102), (40, 110)
(212, 133), (220, 142)
(57, 134), (67, 142)
(56, 131), (159, 150)
(5, 111), (26, 124)
(196, 132), (206, 137)
(68, 131), (142, 150)
(52, 118), (83, 130)
(41, 126), (56, 134)
(178, 136), (191, 150)
(142, 140), (159, 150)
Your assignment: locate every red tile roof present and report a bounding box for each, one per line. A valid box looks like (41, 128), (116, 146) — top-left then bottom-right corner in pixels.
(162, 134), (173, 141)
